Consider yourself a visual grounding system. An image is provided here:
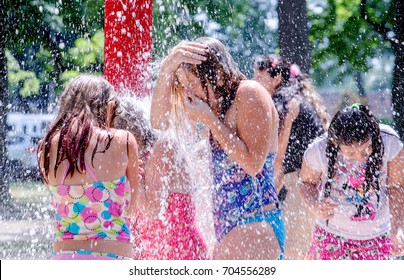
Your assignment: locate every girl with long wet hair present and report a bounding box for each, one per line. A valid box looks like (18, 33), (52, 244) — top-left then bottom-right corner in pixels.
(299, 104), (404, 259)
(38, 75), (139, 260)
(114, 97), (209, 260)
(151, 37), (285, 260)
(253, 54), (329, 259)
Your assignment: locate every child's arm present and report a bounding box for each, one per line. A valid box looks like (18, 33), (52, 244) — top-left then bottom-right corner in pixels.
(387, 147), (404, 256)
(151, 42), (207, 130)
(184, 80), (276, 176)
(150, 65), (174, 130)
(125, 132), (140, 217)
(299, 158), (338, 220)
(274, 98), (300, 192)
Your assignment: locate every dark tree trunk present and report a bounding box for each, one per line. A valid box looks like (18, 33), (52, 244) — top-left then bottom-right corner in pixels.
(392, 0), (404, 140)
(354, 71), (366, 97)
(0, 1), (11, 204)
(41, 26), (65, 82)
(278, 0), (311, 74)
(361, 0), (404, 140)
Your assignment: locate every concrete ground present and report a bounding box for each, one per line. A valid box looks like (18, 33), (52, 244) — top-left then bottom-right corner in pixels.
(0, 219), (52, 260)
(0, 182), (53, 260)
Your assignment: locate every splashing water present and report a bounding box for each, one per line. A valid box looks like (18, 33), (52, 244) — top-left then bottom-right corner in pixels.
(116, 95), (216, 259)
(0, 181), (53, 259)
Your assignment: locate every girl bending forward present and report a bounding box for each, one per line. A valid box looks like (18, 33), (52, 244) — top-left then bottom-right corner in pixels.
(299, 104), (404, 260)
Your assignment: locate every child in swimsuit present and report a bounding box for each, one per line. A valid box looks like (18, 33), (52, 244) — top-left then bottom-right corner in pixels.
(253, 55), (329, 259)
(299, 104), (404, 259)
(37, 75), (139, 260)
(151, 37), (285, 260)
(114, 97), (209, 260)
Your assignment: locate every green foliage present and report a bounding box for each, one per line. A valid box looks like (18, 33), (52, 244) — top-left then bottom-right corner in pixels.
(6, 51), (40, 98)
(152, 0), (277, 76)
(54, 29), (104, 94)
(35, 47), (54, 80)
(379, 115), (394, 126)
(64, 30), (104, 69)
(5, 0), (395, 102)
(309, 0), (394, 87)
(4, 0), (105, 102)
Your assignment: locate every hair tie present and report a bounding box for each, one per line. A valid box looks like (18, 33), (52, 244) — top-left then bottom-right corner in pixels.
(351, 103), (361, 110)
(271, 59), (278, 69)
(290, 64), (301, 78)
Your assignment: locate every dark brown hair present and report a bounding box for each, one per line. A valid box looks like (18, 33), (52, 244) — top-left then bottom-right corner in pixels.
(324, 104), (384, 202)
(193, 37), (246, 120)
(253, 54), (329, 130)
(39, 74), (121, 181)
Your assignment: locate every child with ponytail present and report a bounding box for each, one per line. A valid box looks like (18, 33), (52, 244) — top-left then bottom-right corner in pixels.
(253, 55), (329, 259)
(299, 104), (404, 259)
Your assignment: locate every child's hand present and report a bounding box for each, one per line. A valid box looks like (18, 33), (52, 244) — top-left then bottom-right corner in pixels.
(184, 94), (213, 125)
(312, 197), (338, 220)
(391, 228), (404, 257)
(161, 41), (208, 73)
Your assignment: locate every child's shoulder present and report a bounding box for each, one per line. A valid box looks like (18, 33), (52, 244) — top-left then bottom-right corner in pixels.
(380, 124), (400, 139)
(379, 124), (403, 161)
(307, 133), (328, 151)
(236, 80), (269, 99)
(97, 128), (135, 146)
(303, 134), (328, 170)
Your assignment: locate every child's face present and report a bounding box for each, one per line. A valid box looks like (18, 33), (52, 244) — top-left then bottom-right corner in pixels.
(176, 66), (219, 112)
(339, 140), (372, 161)
(253, 69), (281, 96)
(176, 66), (206, 101)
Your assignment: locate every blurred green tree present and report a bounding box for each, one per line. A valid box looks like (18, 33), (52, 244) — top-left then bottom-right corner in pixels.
(360, 0), (404, 140)
(309, 0), (402, 139)
(152, 0), (277, 77)
(0, 0), (104, 206)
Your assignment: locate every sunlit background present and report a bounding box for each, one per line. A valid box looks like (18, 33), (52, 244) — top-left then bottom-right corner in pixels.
(0, 0), (402, 259)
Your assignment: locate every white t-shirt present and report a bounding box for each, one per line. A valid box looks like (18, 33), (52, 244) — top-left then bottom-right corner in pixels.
(303, 124), (403, 240)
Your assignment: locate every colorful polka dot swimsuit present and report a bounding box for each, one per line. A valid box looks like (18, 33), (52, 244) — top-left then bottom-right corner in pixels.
(49, 162), (132, 242)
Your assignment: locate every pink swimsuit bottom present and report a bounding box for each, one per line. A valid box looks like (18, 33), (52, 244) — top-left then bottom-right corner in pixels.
(131, 192), (209, 260)
(306, 225), (392, 260)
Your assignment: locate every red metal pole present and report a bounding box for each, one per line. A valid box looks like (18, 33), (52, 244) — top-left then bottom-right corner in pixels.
(104, 0), (152, 96)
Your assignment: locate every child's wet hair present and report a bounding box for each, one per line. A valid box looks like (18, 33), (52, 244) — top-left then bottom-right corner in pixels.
(193, 37), (246, 120)
(40, 75), (120, 181)
(253, 54), (292, 86)
(114, 96), (157, 157)
(324, 104), (384, 201)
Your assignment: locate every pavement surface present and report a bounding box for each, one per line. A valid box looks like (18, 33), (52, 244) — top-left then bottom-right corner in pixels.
(0, 198), (53, 260)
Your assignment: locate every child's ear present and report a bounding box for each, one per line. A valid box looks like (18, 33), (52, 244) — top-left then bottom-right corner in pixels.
(106, 101), (116, 128)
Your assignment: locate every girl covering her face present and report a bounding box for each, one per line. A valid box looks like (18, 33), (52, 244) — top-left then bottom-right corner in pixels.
(151, 37), (284, 260)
